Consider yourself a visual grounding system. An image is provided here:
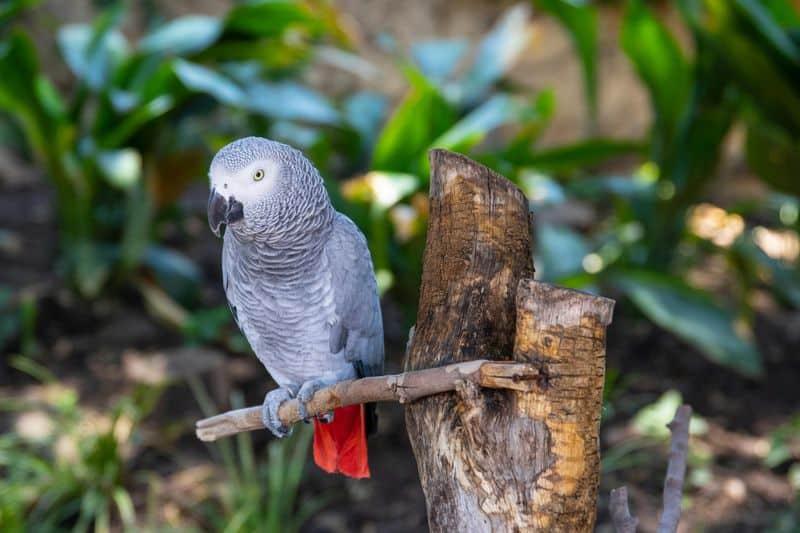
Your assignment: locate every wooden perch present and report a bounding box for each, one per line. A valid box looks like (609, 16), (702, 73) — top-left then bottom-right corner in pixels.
(195, 360), (541, 441)
(404, 149), (615, 532)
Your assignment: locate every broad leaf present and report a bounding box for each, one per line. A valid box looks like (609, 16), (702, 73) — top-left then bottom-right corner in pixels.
(223, 0), (323, 38)
(173, 59), (246, 106)
(538, 0), (598, 121)
(612, 270), (763, 377)
(372, 68), (455, 173)
(431, 93), (538, 154)
(139, 16), (222, 56)
(411, 39), (468, 85)
(57, 22), (128, 90)
(521, 138), (645, 172)
(460, 3), (531, 105)
(246, 81), (340, 125)
(622, 0), (690, 152)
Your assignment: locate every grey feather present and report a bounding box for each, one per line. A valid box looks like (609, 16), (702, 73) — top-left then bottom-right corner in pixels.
(212, 137), (384, 394)
(325, 214), (384, 378)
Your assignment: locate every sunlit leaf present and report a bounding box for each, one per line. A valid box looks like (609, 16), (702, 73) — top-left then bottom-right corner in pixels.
(96, 149), (142, 190)
(139, 16), (222, 55)
(613, 270), (763, 377)
(223, 0), (323, 38)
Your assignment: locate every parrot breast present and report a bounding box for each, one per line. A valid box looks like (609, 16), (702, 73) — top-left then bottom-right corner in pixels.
(223, 232), (353, 389)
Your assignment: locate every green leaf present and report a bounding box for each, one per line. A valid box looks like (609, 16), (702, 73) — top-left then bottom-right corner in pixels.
(622, 0), (690, 151)
(521, 138), (646, 172)
(139, 15), (222, 55)
(372, 68), (455, 173)
(431, 93), (537, 154)
(223, 0), (323, 38)
(173, 59), (246, 106)
(0, 32), (58, 160)
(538, 0), (598, 122)
(746, 116), (800, 196)
(612, 270), (763, 377)
(760, 0), (800, 28)
(0, 0), (42, 26)
(734, 0), (800, 66)
(460, 3), (531, 104)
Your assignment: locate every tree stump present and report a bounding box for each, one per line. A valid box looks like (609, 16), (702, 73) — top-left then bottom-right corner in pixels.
(404, 149), (614, 532)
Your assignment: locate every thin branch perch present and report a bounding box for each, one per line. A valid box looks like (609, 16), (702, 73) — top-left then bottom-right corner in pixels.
(195, 360), (541, 441)
(657, 404), (692, 533)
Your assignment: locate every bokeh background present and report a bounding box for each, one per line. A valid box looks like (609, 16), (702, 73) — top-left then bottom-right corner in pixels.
(1, 0), (799, 531)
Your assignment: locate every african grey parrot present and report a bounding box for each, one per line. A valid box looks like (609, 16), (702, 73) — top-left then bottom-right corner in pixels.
(207, 137), (384, 478)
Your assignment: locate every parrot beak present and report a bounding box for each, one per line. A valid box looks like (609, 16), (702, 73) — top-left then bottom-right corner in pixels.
(208, 189), (244, 237)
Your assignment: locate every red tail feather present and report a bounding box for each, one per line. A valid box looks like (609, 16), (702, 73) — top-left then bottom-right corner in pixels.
(312, 404), (370, 478)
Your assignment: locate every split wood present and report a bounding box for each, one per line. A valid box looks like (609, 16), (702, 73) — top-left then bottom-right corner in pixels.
(195, 359), (541, 442)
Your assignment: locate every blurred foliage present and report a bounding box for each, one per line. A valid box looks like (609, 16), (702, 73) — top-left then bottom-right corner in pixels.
(190, 386), (325, 533)
(529, 0), (800, 376)
(0, 0), (347, 299)
(1, 0), (797, 375)
(0, 374), (161, 532)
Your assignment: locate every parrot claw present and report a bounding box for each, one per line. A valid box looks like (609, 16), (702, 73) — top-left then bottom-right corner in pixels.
(262, 388), (293, 438)
(296, 378), (332, 422)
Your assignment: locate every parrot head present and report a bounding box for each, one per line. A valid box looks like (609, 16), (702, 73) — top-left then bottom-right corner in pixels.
(207, 137), (331, 241)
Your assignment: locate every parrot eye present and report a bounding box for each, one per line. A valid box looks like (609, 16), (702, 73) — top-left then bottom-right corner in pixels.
(253, 169), (265, 181)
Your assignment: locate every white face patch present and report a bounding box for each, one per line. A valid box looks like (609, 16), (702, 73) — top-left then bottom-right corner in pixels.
(210, 159), (280, 205)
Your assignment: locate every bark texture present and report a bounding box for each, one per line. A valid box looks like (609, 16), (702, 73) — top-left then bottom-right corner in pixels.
(404, 149), (614, 532)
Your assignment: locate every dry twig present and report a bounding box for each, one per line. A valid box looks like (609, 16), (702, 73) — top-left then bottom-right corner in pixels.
(195, 359), (540, 441)
(657, 404), (692, 533)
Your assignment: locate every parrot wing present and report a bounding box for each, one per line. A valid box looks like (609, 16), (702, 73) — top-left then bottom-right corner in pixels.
(325, 213), (384, 379)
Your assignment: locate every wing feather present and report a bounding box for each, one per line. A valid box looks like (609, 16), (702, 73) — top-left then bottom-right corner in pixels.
(325, 214), (384, 378)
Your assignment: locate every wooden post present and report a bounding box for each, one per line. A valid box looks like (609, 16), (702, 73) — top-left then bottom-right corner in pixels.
(404, 149), (614, 532)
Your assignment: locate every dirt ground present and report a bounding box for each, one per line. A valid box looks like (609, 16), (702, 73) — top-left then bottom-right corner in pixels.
(3, 1), (799, 531)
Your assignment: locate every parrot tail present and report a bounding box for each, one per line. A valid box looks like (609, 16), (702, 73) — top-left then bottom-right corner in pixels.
(312, 404), (370, 478)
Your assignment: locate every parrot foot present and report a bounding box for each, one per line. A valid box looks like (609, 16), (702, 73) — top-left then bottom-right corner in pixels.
(262, 388), (294, 438)
(296, 378), (336, 423)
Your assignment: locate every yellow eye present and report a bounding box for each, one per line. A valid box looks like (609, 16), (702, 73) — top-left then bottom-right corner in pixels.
(253, 169), (265, 181)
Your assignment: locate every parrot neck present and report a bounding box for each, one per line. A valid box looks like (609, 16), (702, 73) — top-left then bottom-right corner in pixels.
(230, 203), (334, 270)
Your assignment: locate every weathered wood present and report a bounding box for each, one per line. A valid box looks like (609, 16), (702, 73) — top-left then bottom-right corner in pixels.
(404, 149), (614, 532)
(194, 360), (541, 441)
